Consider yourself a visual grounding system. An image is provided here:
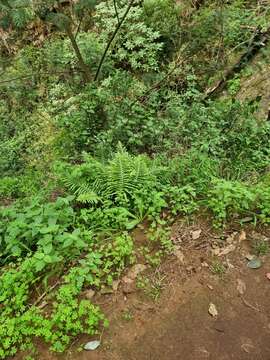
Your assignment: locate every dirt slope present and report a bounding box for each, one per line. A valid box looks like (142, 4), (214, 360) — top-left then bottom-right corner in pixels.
(16, 221), (270, 360)
(67, 223), (270, 360)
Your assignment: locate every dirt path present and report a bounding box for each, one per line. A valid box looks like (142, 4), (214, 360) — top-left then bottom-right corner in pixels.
(115, 273), (270, 360)
(66, 223), (270, 360)
(17, 221), (270, 360)
(75, 270), (270, 360)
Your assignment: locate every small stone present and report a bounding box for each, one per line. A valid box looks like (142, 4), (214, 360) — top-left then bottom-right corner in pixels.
(84, 340), (100, 351)
(208, 303), (218, 317)
(186, 266), (194, 273)
(247, 258), (262, 269)
(207, 284), (213, 290)
(195, 348), (210, 358)
(201, 261), (209, 268)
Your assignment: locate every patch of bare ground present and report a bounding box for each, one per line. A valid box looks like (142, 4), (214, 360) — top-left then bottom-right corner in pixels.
(15, 218), (270, 360)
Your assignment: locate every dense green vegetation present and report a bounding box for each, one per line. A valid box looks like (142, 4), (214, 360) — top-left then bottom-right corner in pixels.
(0, 0), (270, 358)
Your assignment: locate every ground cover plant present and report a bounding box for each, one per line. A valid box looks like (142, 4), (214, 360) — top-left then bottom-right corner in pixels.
(0, 0), (270, 358)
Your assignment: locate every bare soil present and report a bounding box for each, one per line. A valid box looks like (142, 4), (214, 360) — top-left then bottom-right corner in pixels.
(17, 219), (270, 360)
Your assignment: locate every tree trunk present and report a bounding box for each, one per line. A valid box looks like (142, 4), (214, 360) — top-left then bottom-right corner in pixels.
(66, 26), (91, 82)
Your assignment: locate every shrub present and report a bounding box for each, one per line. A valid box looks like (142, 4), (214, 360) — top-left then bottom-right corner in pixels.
(143, 0), (180, 52)
(95, 0), (163, 72)
(0, 196), (87, 266)
(206, 179), (256, 225)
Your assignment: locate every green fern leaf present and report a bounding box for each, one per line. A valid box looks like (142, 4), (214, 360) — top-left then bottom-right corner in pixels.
(77, 192), (100, 204)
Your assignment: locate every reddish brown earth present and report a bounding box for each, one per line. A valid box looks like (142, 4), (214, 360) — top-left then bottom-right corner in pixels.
(16, 220), (270, 360)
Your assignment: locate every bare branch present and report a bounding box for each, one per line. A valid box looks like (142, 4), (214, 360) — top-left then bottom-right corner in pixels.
(113, 0), (120, 24)
(94, 0), (135, 82)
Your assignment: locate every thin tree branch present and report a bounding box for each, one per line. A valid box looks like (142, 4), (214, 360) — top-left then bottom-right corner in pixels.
(94, 0), (135, 81)
(66, 25), (91, 82)
(32, 280), (61, 307)
(75, 14), (84, 39)
(113, 0), (120, 24)
(57, 0), (91, 82)
(205, 26), (270, 99)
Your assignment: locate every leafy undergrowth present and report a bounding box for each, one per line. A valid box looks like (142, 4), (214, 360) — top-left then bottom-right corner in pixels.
(1, 148), (270, 358)
(1, 0), (270, 358)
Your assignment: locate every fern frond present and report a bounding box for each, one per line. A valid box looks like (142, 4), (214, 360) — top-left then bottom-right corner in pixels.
(77, 192), (100, 205)
(132, 155), (150, 184)
(106, 150), (136, 198)
(59, 148), (156, 204)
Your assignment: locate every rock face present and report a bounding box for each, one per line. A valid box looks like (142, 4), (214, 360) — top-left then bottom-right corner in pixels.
(236, 44), (270, 120)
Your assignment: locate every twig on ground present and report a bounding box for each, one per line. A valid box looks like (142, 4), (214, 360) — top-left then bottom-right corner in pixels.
(32, 280), (61, 307)
(241, 297), (261, 312)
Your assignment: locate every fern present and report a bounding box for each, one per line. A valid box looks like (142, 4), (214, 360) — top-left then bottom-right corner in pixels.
(105, 151), (135, 198)
(76, 192), (100, 205)
(60, 147), (155, 205)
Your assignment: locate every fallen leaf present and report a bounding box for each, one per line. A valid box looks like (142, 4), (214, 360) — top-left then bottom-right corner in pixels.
(207, 284), (213, 290)
(247, 258), (262, 269)
(84, 340), (100, 351)
(238, 230), (246, 242)
(127, 264), (147, 280)
(251, 231), (268, 242)
(213, 244), (236, 257)
(226, 232), (237, 244)
(191, 229), (202, 240)
(174, 248), (185, 263)
(208, 303), (218, 317)
(112, 280), (120, 291)
(245, 253), (255, 261)
(241, 343), (255, 353)
(84, 289), (95, 300)
(237, 279), (246, 295)
(195, 348), (210, 358)
(240, 216), (253, 223)
(226, 259), (235, 269)
(122, 276), (134, 284)
(219, 244), (236, 256)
